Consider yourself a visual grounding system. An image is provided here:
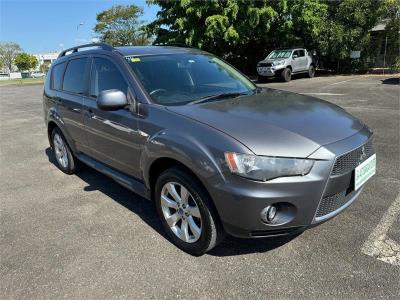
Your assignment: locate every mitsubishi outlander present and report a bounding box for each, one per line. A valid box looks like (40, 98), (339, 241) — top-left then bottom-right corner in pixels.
(43, 43), (376, 255)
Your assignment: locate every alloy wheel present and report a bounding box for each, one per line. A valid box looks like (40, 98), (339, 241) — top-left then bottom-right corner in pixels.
(53, 133), (68, 168)
(160, 182), (202, 243)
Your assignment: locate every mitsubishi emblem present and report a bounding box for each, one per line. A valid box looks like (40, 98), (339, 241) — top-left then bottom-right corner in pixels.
(359, 146), (367, 163)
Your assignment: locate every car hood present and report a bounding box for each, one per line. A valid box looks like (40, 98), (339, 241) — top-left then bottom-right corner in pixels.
(258, 59), (284, 64)
(167, 89), (364, 157)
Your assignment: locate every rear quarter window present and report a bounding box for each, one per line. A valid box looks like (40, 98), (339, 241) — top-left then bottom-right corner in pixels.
(51, 62), (66, 90)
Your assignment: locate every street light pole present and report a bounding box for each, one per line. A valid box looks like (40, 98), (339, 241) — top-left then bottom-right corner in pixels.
(75, 23), (84, 45)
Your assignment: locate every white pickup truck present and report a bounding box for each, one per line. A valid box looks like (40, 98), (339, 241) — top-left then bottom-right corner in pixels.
(257, 48), (317, 82)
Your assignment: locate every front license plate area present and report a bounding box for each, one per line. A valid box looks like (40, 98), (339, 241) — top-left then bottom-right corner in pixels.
(355, 154), (376, 190)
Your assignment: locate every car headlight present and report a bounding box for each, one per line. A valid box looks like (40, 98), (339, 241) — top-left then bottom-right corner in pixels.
(225, 152), (314, 181)
(273, 60), (285, 66)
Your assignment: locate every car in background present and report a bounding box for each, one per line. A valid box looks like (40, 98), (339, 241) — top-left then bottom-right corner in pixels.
(31, 71), (45, 78)
(257, 48), (318, 82)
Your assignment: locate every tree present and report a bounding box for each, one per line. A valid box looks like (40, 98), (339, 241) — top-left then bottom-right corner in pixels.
(147, 0), (392, 73)
(94, 4), (150, 46)
(14, 53), (38, 72)
(40, 61), (50, 74)
(0, 42), (22, 73)
(30, 55), (38, 70)
(382, 0), (400, 69)
(318, 0), (387, 71)
(146, 0), (328, 74)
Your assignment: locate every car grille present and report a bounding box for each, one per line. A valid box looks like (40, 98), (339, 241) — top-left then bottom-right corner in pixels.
(315, 190), (356, 218)
(331, 139), (374, 176)
(258, 62), (272, 67)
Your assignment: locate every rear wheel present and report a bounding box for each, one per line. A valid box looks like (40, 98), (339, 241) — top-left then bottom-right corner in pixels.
(51, 127), (78, 174)
(155, 167), (224, 256)
(281, 67), (292, 82)
(308, 65), (316, 78)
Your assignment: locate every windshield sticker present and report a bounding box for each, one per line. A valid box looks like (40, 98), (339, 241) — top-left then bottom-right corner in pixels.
(125, 56), (141, 62)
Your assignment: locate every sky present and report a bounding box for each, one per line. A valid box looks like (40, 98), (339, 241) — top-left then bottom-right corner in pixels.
(0, 0), (160, 54)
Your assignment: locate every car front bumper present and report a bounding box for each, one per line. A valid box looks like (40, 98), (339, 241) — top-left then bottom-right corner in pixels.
(207, 127), (374, 238)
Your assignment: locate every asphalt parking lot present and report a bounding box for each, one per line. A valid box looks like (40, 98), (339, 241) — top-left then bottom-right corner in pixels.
(1, 75), (399, 299)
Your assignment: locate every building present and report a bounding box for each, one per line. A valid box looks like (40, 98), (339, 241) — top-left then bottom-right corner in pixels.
(33, 52), (60, 71)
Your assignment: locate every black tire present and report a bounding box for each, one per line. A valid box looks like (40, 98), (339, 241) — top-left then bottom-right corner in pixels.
(51, 127), (78, 175)
(281, 67), (292, 82)
(258, 75), (266, 83)
(308, 65), (316, 78)
(155, 167), (224, 256)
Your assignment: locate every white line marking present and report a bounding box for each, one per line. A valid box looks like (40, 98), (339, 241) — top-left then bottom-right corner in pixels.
(301, 93), (345, 96)
(325, 77), (361, 86)
(361, 193), (400, 266)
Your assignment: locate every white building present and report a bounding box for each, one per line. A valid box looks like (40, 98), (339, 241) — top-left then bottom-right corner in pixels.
(33, 52), (60, 70)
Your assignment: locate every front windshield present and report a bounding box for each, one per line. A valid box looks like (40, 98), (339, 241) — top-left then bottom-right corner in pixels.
(125, 53), (256, 105)
(267, 50), (292, 60)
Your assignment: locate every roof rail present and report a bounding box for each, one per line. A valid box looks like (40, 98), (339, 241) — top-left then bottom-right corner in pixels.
(154, 43), (194, 48)
(58, 43), (114, 58)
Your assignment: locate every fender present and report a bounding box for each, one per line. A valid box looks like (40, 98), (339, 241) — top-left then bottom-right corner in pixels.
(141, 129), (227, 190)
(47, 107), (78, 154)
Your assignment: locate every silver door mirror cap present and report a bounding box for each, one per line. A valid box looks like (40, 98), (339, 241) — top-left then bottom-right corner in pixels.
(97, 89), (128, 111)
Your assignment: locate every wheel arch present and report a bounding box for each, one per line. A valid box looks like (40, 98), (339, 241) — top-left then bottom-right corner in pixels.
(148, 157), (199, 200)
(46, 120), (77, 153)
(47, 121), (58, 147)
(147, 156), (223, 227)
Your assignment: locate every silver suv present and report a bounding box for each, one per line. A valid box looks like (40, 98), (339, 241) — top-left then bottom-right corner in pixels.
(257, 48), (316, 82)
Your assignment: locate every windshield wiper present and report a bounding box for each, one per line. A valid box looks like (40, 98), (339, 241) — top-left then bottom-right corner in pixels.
(188, 92), (250, 105)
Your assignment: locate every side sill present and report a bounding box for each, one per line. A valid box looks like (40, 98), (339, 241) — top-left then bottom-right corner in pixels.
(77, 153), (150, 200)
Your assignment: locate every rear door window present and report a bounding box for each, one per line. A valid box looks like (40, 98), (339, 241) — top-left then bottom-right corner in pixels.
(62, 58), (89, 94)
(51, 62), (66, 90)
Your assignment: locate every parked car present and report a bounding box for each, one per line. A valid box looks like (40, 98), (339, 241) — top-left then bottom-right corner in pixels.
(31, 71), (45, 78)
(43, 43), (376, 255)
(257, 48), (318, 82)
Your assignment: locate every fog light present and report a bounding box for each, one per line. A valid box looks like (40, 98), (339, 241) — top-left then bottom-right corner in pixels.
(261, 205), (277, 223)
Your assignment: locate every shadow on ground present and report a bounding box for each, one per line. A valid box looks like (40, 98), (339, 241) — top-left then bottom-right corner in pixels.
(45, 148), (298, 257)
(381, 77), (399, 85)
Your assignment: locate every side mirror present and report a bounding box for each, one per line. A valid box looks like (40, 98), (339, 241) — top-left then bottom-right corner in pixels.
(292, 54), (298, 59)
(97, 89), (128, 111)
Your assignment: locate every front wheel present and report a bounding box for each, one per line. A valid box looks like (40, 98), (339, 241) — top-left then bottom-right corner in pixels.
(281, 68), (292, 82)
(258, 75), (267, 83)
(155, 167), (224, 256)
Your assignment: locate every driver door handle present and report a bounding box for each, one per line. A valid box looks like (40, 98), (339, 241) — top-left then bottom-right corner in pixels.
(85, 108), (94, 118)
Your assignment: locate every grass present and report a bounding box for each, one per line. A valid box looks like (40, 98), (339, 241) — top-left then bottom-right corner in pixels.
(0, 77), (44, 86)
